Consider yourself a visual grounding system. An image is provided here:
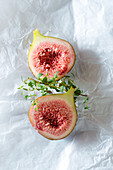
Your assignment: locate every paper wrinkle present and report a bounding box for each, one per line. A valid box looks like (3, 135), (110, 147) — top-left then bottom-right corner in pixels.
(0, 0), (113, 169)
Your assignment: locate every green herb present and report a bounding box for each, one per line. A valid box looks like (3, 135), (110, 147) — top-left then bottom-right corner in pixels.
(60, 86), (64, 92)
(24, 95), (28, 100)
(28, 81), (33, 88)
(32, 80), (36, 86)
(18, 72), (89, 109)
(21, 76), (23, 82)
(37, 73), (43, 79)
(23, 88), (28, 91)
(54, 71), (59, 79)
(42, 77), (47, 83)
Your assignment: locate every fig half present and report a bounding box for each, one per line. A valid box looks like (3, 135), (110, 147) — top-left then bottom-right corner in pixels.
(28, 29), (76, 79)
(29, 87), (77, 140)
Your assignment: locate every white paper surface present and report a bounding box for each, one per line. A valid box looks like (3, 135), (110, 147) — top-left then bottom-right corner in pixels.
(0, 0), (113, 169)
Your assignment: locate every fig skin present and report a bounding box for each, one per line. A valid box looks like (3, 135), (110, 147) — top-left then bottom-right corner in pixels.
(28, 29), (76, 80)
(29, 87), (77, 140)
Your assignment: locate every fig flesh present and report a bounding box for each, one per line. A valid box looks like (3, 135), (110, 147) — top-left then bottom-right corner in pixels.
(28, 29), (76, 79)
(29, 87), (77, 140)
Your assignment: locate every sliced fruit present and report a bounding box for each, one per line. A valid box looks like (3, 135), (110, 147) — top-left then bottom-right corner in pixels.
(28, 29), (76, 79)
(29, 87), (77, 140)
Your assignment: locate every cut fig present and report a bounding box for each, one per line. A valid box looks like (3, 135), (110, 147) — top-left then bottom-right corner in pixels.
(28, 29), (76, 79)
(29, 87), (77, 140)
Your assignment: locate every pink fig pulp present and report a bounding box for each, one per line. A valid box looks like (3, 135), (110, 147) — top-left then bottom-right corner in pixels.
(28, 29), (76, 79)
(29, 87), (77, 140)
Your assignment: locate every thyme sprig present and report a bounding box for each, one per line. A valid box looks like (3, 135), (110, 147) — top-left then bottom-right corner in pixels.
(18, 72), (89, 109)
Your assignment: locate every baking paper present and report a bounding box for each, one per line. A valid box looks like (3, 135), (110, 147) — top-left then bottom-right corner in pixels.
(0, 0), (113, 169)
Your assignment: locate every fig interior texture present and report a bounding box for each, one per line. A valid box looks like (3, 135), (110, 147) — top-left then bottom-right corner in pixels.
(28, 29), (76, 80)
(29, 87), (77, 140)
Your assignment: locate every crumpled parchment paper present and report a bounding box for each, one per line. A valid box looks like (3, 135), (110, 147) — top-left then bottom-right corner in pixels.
(0, 0), (113, 169)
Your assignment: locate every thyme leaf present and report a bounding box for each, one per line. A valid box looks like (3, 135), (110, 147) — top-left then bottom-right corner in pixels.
(18, 72), (89, 109)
